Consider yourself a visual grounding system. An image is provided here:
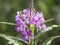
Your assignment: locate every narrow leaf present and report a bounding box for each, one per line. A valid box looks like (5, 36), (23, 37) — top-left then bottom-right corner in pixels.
(0, 33), (28, 45)
(0, 33), (19, 45)
(34, 25), (60, 41)
(44, 18), (55, 23)
(0, 22), (16, 25)
(41, 35), (60, 45)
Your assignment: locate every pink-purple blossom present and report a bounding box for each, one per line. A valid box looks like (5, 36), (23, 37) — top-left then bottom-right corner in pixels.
(15, 9), (46, 41)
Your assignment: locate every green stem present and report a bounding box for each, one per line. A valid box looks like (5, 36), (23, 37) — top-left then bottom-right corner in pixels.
(28, 37), (33, 45)
(34, 41), (37, 45)
(35, 41), (37, 45)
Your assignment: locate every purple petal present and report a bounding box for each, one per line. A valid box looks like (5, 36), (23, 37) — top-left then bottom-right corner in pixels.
(41, 24), (46, 30)
(21, 30), (27, 36)
(23, 9), (30, 15)
(15, 26), (20, 32)
(22, 35), (28, 41)
(27, 30), (34, 39)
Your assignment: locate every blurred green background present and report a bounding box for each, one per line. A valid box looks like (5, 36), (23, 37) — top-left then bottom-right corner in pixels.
(0, 0), (60, 45)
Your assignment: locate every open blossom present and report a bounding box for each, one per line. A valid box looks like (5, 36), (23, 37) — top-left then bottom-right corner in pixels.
(21, 30), (28, 41)
(15, 8), (46, 41)
(21, 30), (34, 41)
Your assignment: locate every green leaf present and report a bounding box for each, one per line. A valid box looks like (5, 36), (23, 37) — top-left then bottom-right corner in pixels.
(30, 24), (35, 34)
(0, 22), (16, 25)
(44, 18), (55, 23)
(0, 33), (19, 45)
(0, 33), (28, 45)
(34, 25), (60, 41)
(9, 35), (28, 44)
(41, 35), (60, 45)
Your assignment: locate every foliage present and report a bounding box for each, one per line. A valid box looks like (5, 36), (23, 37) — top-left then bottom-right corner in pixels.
(0, 0), (60, 45)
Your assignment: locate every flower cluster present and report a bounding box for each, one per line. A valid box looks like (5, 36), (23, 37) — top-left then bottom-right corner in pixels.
(15, 8), (46, 41)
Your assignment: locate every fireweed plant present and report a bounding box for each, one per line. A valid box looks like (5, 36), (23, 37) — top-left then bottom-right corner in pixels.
(14, 0), (46, 44)
(15, 0), (46, 43)
(15, 5), (46, 41)
(0, 0), (60, 45)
